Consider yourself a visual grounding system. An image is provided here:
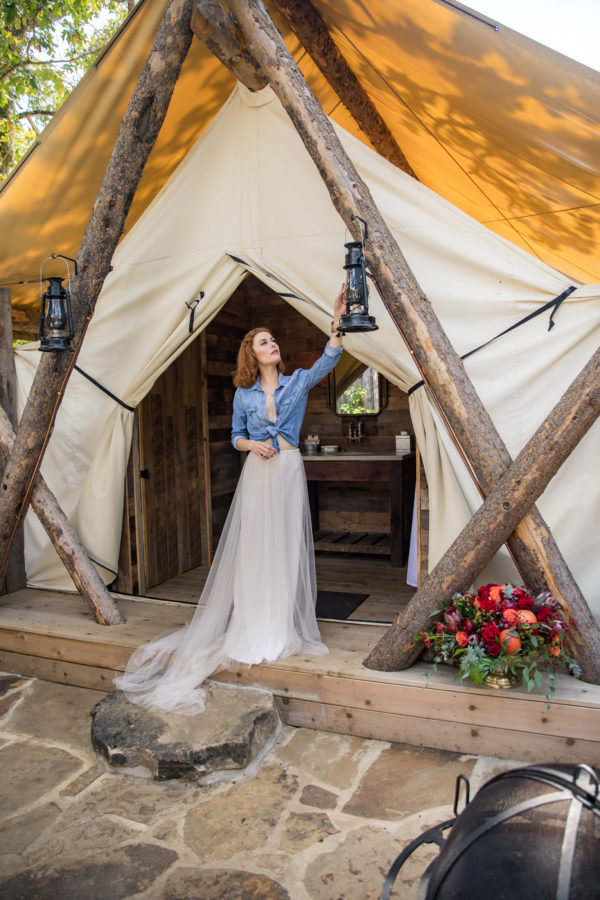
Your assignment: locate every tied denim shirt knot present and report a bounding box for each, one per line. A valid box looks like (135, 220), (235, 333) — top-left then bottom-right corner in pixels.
(231, 341), (342, 452)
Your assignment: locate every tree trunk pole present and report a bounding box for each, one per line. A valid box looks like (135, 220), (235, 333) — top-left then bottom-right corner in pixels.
(271, 0), (416, 176)
(364, 346), (600, 679)
(0, 289), (26, 593)
(0, 0), (195, 580)
(223, 0), (594, 639)
(0, 406), (125, 625)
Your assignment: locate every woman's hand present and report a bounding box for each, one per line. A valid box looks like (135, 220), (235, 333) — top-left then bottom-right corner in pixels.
(329, 283), (345, 348)
(333, 283), (345, 324)
(250, 440), (277, 460)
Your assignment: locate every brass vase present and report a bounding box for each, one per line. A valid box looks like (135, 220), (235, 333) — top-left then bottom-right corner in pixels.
(483, 670), (520, 690)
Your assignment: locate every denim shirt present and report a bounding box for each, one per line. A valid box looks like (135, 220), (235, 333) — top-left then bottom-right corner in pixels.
(231, 341), (342, 452)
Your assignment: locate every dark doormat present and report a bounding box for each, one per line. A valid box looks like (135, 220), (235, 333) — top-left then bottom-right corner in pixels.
(316, 590), (369, 620)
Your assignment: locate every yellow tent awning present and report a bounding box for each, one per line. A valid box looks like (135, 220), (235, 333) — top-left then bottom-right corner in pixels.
(1, 0), (598, 311)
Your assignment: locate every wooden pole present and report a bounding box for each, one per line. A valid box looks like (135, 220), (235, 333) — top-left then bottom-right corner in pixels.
(191, 0), (268, 91)
(364, 346), (600, 678)
(272, 0), (416, 176)
(0, 289), (26, 593)
(217, 0), (599, 674)
(0, 0), (195, 580)
(0, 406), (125, 625)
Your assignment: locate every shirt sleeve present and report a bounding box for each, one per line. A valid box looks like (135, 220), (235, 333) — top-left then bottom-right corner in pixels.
(231, 389), (248, 450)
(302, 341), (343, 391)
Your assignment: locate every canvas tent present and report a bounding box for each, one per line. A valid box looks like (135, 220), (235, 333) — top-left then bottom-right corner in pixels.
(10, 83), (600, 614)
(2, 0), (600, 318)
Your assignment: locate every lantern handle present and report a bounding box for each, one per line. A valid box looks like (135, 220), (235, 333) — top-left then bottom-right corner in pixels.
(351, 214), (368, 244)
(51, 253), (78, 277)
(39, 253), (77, 299)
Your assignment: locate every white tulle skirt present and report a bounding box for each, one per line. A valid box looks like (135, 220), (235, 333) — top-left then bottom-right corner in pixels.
(114, 448), (328, 715)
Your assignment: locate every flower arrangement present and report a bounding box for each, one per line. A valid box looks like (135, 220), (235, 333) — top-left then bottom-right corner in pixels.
(420, 584), (581, 704)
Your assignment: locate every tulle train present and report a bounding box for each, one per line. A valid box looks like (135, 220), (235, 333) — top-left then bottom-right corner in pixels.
(114, 449), (327, 714)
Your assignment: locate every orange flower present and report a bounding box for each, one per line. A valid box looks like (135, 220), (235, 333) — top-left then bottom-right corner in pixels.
(456, 630), (469, 647)
(489, 585), (504, 604)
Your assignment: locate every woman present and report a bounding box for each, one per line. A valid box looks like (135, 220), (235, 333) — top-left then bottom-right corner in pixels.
(115, 288), (345, 714)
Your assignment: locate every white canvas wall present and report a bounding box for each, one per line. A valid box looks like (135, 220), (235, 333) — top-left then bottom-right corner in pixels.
(15, 85), (600, 613)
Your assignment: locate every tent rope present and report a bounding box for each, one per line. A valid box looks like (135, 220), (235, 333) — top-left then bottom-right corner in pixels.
(74, 365), (134, 411)
(408, 284), (577, 396)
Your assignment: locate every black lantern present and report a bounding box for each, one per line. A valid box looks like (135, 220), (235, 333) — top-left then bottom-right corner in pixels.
(339, 216), (378, 333)
(39, 254), (75, 351)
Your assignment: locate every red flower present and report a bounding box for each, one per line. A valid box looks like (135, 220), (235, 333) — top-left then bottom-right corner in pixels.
(463, 619), (474, 635)
(478, 596), (497, 612)
(421, 632), (432, 648)
(456, 630), (469, 648)
(535, 606), (554, 624)
(487, 642), (501, 657)
(481, 622), (500, 644)
(478, 585), (493, 603)
(514, 588), (534, 609)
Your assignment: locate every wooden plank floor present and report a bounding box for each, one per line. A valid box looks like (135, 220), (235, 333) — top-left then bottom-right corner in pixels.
(0, 581), (599, 765)
(147, 552), (416, 624)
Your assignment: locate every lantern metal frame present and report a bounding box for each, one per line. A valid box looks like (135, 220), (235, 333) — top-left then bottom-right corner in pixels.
(39, 253), (76, 352)
(339, 214), (378, 334)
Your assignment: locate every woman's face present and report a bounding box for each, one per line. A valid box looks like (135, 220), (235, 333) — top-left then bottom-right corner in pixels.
(252, 331), (281, 367)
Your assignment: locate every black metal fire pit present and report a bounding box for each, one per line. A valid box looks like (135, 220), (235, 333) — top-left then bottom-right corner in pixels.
(381, 763), (600, 900)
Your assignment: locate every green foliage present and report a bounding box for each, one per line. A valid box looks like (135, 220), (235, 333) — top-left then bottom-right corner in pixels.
(338, 382), (368, 415)
(0, 1), (136, 179)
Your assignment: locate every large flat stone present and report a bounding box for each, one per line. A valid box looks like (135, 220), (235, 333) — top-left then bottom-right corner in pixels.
(342, 743), (476, 820)
(274, 728), (374, 789)
(0, 742), (82, 816)
(0, 801), (62, 856)
(279, 811), (339, 852)
(0, 843), (178, 900)
(161, 867), (290, 899)
(8, 679), (105, 751)
(184, 765), (298, 861)
(91, 682), (280, 782)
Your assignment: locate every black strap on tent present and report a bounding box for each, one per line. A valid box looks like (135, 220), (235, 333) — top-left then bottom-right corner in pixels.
(227, 253), (305, 302)
(74, 365), (134, 412)
(408, 284), (577, 396)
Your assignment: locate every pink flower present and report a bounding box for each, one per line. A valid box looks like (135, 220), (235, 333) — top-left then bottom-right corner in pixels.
(444, 610), (461, 632)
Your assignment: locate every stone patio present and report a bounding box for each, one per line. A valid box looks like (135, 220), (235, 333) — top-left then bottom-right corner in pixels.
(0, 672), (527, 899)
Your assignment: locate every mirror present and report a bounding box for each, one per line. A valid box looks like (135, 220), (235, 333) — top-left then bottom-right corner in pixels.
(327, 352), (387, 416)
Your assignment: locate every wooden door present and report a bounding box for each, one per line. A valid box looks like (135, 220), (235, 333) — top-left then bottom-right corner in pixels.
(137, 334), (211, 590)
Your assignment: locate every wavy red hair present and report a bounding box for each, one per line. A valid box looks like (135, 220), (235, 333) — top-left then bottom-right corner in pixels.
(233, 327), (286, 388)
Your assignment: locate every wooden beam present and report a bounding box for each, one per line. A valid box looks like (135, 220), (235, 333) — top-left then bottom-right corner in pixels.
(364, 345), (600, 677)
(0, 289), (25, 593)
(0, 0), (195, 579)
(191, 0), (268, 91)
(211, 0), (599, 675)
(0, 405), (125, 625)
(272, 0), (416, 176)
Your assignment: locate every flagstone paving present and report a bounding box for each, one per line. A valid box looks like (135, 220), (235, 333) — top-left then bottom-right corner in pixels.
(0, 672), (527, 899)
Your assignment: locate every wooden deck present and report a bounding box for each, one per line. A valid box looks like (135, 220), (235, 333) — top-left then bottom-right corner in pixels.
(1, 555), (599, 766)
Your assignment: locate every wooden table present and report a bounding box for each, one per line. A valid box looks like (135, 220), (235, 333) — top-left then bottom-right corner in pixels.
(302, 452), (415, 567)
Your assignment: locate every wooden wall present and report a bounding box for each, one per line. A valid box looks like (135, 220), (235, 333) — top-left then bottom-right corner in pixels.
(117, 275), (422, 592)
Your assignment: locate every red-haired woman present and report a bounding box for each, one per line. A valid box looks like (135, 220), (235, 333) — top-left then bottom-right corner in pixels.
(115, 288), (345, 714)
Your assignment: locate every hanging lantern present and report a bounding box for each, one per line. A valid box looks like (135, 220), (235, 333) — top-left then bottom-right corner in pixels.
(339, 216), (378, 333)
(39, 255), (75, 352)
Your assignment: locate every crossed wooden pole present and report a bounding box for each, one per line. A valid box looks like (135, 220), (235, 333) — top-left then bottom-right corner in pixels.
(1, 0), (598, 681)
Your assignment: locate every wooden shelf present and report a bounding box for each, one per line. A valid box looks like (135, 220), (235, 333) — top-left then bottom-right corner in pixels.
(313, 530), (390, 555)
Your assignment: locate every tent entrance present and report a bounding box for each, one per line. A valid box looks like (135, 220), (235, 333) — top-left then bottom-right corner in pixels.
(115, 275), (421, 603)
